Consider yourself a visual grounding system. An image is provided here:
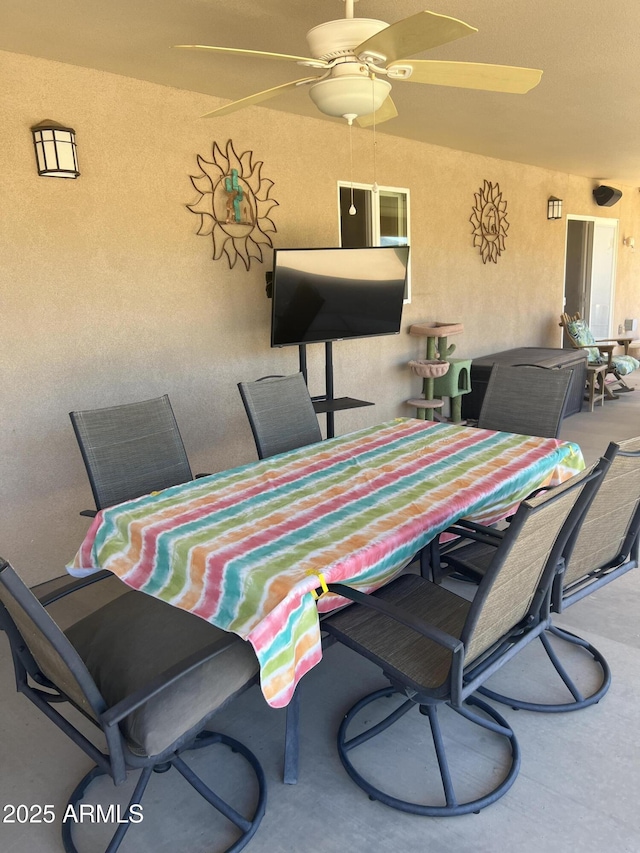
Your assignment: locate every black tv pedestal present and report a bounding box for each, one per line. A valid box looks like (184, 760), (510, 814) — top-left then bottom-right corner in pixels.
(299, 342), (373, 438)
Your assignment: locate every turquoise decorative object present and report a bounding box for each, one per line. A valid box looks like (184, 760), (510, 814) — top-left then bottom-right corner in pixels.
(566, 319), (602, 363)
(224, 168), (244, 223)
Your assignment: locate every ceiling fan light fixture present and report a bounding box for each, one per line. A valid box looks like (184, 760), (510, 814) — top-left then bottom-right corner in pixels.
(309, 75), (391, 118)
(184, 8), (543, 125)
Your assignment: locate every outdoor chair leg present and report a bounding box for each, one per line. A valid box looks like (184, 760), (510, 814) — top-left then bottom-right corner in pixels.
(477, 625), (611, 713)
(336, 686), (520, 817)
(614, 371), (634, 392)
(172, 732), (266, 853)
(61, 733), (266, 853)
(421, 703), (457, 808)
(62, 765), (153, 853)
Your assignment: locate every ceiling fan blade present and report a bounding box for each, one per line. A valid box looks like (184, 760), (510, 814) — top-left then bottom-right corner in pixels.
(356, 96), (398, 128)
(200, 77), (318, 118)
(356, 11), (476, 65)
(174, 44), (328, 68)
(401, 60), (543, 93)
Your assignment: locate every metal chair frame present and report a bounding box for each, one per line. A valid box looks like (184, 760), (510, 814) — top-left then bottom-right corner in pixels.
(437, 440), (640, 712)
(0, 560), (266, 853)
(318, 466), (601, 816)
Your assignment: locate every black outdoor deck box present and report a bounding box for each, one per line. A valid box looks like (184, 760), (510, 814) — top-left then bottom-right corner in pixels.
(461, 347), (588, 421)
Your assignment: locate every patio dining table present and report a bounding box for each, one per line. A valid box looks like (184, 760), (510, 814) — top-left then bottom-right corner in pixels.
(68, 417), (584, 712)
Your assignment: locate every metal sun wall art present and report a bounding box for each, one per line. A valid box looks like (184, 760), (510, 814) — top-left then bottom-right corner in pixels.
(470, 180), (509, 264)
(187, 139), (278, 270)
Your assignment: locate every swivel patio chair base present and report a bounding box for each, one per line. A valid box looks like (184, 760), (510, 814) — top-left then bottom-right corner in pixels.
(337, 687), (520, 817)
(477, 625), (611, 713)
(61, 730), (266, 853)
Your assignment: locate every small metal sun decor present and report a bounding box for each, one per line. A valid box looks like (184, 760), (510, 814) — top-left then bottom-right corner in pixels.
(187, 139), (278, 270)
(470, 180), (509, 264)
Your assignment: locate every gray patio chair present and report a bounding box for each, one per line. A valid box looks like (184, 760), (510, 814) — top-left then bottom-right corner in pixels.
(472, 435), (640, 711)
(0, 558), (266, 853)
(70, 394), (200, 517)
(477, 364), (572, 438)
(238, 373), (322, 459)
(317, 462), (601, 816)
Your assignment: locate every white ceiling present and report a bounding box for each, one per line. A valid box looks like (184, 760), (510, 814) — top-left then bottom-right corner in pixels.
(3, 0), (640, 185)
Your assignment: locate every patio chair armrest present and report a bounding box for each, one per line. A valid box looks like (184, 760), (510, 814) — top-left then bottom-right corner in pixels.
(595, 343), (615, 366)
(323, 582), (464, 654)
(449, 519), (505, 539)
(503, 486), (552, 521)
(428, 521), (503, 582)
(32, 571), (113, 607)
(195, 472), (211, 479)
(440, 522), (505, 548)
(79, 509), (97, 518)
(571, 342), (614, 367)
(435, 520), (504, 556)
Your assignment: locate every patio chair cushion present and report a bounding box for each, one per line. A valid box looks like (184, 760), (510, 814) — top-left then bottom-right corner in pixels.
(565, 319), (603, 363)
(612, 354), (640, 376)
(566, 319), (640, 374)
(66, 590), (259, 757)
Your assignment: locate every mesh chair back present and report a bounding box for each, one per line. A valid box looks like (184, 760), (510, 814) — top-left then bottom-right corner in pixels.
(0, 560), (103, 718)
(562, 436), (640, 589)
(238, 373), (323, 459)
(462, 465), (599, 665)
(477, 365), (572, 438)
(70, 395), (193, 510)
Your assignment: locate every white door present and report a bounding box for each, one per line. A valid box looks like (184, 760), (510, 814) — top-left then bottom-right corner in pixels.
(563, 216), (618, 340)
(589, 220), (618, 338)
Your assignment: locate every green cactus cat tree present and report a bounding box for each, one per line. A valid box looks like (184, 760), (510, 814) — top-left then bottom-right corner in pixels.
(407, 322), (471, 422)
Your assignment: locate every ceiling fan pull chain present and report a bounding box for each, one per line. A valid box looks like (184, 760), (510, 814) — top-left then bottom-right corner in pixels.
(371, 74), (378, 193)
(348, 116), (356, 215)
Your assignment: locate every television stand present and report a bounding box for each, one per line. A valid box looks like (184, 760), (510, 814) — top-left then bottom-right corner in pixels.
(299, 342), (373, 438)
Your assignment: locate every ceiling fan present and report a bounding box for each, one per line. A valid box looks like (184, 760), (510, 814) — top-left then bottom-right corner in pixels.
(175, 1), (542, 126)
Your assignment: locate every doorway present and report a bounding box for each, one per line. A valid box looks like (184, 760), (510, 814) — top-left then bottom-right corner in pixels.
(563, 215), (618, 343)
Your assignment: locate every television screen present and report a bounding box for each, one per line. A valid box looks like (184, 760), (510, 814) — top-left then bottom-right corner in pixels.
(271, 246), (409, 348)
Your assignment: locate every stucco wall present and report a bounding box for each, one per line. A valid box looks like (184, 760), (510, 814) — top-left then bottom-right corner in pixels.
(1, 49), (639, 582)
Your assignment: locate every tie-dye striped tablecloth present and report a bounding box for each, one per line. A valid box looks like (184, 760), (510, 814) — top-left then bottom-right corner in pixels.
(68, 418), (584, 708)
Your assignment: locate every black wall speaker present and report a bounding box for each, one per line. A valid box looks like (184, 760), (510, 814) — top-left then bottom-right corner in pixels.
(593, 185), (622, 206)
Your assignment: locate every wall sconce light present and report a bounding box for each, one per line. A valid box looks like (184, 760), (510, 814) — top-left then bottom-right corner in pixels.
(623, 236), (635, 251)
(31, 120), (79, 178)
(547, 196), (563, 219)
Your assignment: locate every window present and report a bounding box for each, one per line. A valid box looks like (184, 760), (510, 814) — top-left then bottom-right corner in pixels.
(338, 182), (411, 301)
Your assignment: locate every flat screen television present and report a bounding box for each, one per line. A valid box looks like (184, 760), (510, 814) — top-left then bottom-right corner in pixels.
(270, 246), (410, 348)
